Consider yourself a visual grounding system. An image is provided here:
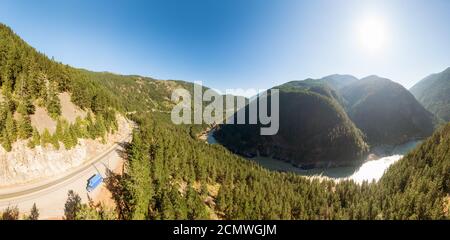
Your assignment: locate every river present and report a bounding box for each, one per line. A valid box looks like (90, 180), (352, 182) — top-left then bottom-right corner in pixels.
(206, 130), (421, 184)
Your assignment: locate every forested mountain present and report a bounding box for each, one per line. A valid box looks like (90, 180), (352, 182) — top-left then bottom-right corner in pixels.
(0, 23), (210, 151)
(282, 74), (359, 108)
(214, 81), (369, 168)
(341, 75), (437, 145)
(410, 67), (450, 121)
(76, 110), (449, 220)
(214, 74), (440, 168)
(0, 23), (448, 220)
(0, 24), (123, 151)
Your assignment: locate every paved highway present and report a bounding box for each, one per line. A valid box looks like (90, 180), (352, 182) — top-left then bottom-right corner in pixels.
(0, 130), (132, 219)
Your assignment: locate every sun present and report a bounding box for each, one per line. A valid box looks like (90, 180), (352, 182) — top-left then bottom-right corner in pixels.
(356, 15), (388, 54)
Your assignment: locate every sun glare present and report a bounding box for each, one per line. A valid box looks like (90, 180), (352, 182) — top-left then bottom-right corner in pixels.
(356, 15), (388, 54)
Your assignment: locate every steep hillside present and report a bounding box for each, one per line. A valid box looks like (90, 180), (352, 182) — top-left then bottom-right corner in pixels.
(410, 67), (450, 121)
(74, 70), (199, 113)
(0, 24), (120, 152)
(0, 115), (131, 186)
(0, 23), (207, 151)
(378, 123), (450, 219)
(1, 23), (448, 220)
(0, 24), (141, 185)
(103, 111), (449, 220)
(281, 74), (357, 109)
(341, 75), (436, 145)
(214, 81), (369, 168)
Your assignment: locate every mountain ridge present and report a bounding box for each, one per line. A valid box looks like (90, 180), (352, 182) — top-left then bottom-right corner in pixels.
(0, 22), (448, 220)
(215, 74), (438, 168)
(410, 67), (450, 121)
(215, 80), (370, 168)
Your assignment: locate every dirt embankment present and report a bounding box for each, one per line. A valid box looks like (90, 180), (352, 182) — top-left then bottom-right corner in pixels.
(0, 115), (131, 187)
(30, 92), (88, 134)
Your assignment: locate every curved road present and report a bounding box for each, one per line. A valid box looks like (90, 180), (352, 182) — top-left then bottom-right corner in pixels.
(0, 134), (131, 201)
(0, 122), (134, 218)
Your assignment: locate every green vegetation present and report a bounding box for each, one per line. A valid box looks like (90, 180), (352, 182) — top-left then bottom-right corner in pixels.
(0, 24), (122, 151)
(87, 111), (448, 220)
(215, 74), (439, 169)
(342, 75), (437, 145)
(215, 82), (369, 168)
(0, 203), (40, 220)
(0, 206), (19, 220)
(0, 23), (448, 220)
(27, 203), (40, 220)
(410, 67), (450, 121)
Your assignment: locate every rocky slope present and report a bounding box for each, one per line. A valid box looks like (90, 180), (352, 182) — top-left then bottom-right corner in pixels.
(0, 115), (131, 186)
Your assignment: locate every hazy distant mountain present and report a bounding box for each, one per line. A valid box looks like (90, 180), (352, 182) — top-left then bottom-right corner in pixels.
(285, 74), (358, 91)
(214, 81), (369, 169)
(410, 67), (450, 121)
(282, 74), (358, 108)
(342, 75), (437, 145)
(321, 74), (359, 90)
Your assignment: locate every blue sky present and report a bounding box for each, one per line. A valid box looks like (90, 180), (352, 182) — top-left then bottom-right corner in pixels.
(1, 0), (449, 94)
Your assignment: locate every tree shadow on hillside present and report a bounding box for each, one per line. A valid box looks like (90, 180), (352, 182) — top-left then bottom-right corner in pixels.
(104, 168), (132, 220)
(115, 141), (130, 160)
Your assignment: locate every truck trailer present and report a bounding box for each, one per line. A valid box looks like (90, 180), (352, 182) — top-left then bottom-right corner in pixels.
(87, 174), (103, 192)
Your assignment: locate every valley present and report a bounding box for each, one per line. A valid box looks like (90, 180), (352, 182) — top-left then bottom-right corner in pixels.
(207, 129), (421, 183)
(213, 74), (437, 171)
(0, 22), (448, 220)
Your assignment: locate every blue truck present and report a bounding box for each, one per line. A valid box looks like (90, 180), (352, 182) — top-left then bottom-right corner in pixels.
(86, 174), (103, 192)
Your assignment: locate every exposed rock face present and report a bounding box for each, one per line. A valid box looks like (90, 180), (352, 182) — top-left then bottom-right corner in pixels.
(58, 92), (88, 124)
(0, 140), (87, 185)
(30, 92), (88, 135)
(30, 106), (57, 135)
(0, 115), (131, 187)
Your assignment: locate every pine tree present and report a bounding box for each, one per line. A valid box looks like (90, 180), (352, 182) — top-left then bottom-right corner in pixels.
(73, 117), (85, 138)
(55, 119), (64, 141)
(99, 204), (117, 220)
(51, 133), (60, 150)
(96, 115), (107, 141)
(186, 186), (208, 220)
(27, 203), (39, 220)
(5, 111), (16, 142)
(17, 115), (32, 139)
(126, 132), (153, 220)
(28, 127), (41, 148)
(41, 129), (52, 148)
(68, 125), (79, 147)
(1, 128), (12, 152)
(64, 190), (82, 220)
(170, 187), (188, 220)
(1, 206), (19, 220)
(46, 83), (61, 119)
(160, 192), (175, 220)
(75, 205), (101, 220)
